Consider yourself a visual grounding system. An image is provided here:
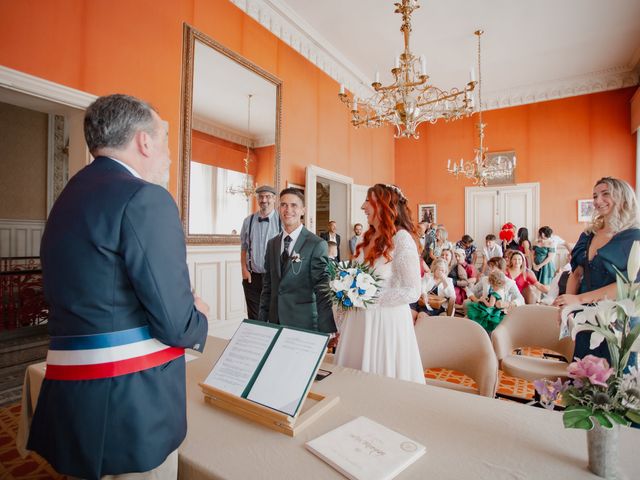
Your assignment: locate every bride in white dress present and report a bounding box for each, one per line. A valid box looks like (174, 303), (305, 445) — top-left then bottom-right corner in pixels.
(335, 184), (425, 384)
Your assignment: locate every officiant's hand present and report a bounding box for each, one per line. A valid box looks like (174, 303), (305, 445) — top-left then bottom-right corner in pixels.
(194, 292), (210, 318)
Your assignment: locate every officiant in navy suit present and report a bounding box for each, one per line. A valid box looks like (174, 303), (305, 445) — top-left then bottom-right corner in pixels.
(258, 188), (336, 333)
(27, 94), (209, 480)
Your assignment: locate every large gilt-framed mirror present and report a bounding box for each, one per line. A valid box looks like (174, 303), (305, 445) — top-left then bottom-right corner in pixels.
(180, 24), (281, 244)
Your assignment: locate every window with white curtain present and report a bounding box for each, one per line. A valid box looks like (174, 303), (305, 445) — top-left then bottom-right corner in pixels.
(189, 161), (251, 235)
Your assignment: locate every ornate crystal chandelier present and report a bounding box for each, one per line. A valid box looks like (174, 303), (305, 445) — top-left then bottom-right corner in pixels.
(338, 0), (477, 139)
(447, 30), (516, 186)
(227, 94), (257, 200)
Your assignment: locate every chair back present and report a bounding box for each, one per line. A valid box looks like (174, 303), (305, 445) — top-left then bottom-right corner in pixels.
(415, 316), (498, 397)
(491, 305), (574, 363)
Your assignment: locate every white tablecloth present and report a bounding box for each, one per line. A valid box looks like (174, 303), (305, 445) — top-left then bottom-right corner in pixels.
(18, 337), (640, 479)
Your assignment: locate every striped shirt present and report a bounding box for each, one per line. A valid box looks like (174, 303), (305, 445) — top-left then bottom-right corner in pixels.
(240, 210), (281, 273)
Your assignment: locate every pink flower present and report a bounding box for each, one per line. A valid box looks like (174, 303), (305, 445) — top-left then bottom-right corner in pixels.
(567, 355), (614, 387)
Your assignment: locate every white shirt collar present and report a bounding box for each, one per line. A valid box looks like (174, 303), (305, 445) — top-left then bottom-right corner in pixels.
(282, 223), (304, 253)
(109, 156), (142, 179)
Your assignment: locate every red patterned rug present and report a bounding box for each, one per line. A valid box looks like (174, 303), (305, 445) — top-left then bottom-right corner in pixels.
(0, 403), (64, 479)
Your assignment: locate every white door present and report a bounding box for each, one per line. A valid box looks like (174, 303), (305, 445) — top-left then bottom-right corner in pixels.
(465, 182), (540, 244)
(350, 184), (370, 231)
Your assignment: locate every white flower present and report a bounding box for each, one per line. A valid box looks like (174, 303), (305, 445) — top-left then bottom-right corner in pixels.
(627, 241), (640, 283)
(347, 288), (365, 308)
(330, 279), (345, 293)
(290, 250), (302, 263)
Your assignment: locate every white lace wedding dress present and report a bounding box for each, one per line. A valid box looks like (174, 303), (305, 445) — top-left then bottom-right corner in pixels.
(335, 229), (425, 384)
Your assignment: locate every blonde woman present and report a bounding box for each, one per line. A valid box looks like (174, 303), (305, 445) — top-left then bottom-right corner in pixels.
(554, 177), (640, 360)
(428, 227), (452, 264)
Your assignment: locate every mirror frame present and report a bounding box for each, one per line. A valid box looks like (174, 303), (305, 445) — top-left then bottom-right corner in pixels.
(179, 24), (282, 244)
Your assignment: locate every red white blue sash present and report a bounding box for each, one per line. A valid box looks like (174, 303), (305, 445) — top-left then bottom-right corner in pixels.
(45, 326), (184, 381)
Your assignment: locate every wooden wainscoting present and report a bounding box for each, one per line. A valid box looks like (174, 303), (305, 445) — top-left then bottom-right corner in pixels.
(0, 219), (45, 258)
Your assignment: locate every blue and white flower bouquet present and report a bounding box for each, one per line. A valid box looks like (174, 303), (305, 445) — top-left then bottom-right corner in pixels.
(327, 260), (380, 310)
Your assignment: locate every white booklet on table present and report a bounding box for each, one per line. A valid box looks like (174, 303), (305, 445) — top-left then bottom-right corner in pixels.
(203, 320), (329, 417)
(306, 416), (426, 480)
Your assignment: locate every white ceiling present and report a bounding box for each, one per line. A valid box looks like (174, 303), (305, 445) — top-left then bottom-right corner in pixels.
(195, 0), (640, 137)
(231, 0), (640, 109)
(193, 41), (277, 146)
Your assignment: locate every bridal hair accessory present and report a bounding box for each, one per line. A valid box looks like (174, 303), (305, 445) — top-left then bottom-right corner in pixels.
(385, 184), (407, 202)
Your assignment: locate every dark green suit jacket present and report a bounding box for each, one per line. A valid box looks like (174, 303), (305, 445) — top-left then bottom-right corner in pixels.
(258, 227), (336, 333)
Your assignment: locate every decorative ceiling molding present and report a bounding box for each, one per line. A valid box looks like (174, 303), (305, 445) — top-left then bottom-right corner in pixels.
(193, 116), (274, 148)
(229, 0), (639, 112)
(483, 68), (640, 111)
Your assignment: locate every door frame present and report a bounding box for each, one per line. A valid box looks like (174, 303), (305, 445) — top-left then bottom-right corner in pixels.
(304, 165), (353, 234)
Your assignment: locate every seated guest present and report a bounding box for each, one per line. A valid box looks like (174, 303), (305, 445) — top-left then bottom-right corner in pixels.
(411, 258), (455, 321)
(452, 248), (478, 305)
(465, 256), (524, 314)
(517, 227), (532, 267)
(428, 227), (453, 265)
(499, 222), (519, 253)
(455, 234), (476, 265)
(348, 223), (363, 258)
(466, 270), (508, 333)
(532, 226), (556, 285)
(541, 254), (572, 305)
(506, 250), (548, 304)
(477, 234), (503, 274)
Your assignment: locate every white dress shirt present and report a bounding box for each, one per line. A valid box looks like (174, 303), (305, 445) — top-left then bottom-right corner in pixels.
(281, 224), (304, 255)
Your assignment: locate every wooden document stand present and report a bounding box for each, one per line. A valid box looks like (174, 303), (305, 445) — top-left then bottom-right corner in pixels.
(200, 383), (339, 437)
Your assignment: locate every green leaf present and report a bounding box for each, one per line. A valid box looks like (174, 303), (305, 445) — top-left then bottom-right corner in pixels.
(625, 411), (640, 424)
(593, 411), (613, 428)
(563, 407), (594, 430)
(606, 412), (630, 426)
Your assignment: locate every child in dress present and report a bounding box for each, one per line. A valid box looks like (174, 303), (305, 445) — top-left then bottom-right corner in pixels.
(466, 270), (507, 333)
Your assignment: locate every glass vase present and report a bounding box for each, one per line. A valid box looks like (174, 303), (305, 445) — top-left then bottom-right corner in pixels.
(586, 422), (619, 478)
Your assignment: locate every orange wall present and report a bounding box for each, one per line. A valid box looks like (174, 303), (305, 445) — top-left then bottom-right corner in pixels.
(0, 0), (394, 199)
(191, 130), (258, 176)
(395, 88), (637, 243)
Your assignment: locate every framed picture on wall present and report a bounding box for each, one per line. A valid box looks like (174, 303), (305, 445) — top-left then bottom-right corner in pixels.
(577, 199), (594, 222)
(418, 204), (437, 224)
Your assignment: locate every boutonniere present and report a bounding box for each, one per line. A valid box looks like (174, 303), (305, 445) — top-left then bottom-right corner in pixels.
(290, 251), (302, 263)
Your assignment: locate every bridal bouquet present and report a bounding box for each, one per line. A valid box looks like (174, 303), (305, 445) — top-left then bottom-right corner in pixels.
(534, 241), (640, 429)
(327, 260), (380, 310)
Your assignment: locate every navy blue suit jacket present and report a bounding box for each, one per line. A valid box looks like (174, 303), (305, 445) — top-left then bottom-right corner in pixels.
(28, 157), (208, 479)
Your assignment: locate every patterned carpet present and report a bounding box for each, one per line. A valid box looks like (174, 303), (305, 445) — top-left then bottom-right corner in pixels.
(0, 403), (64, 479)
(0, 349), (545, 479)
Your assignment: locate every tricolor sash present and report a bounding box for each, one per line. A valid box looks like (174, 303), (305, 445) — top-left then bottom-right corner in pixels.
(45, 326), (184, 380)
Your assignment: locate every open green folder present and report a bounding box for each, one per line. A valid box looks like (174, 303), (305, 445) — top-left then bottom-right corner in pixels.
(203, 319), (329, 418)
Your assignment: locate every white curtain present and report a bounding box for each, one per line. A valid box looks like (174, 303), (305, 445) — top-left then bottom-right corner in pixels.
(189, 162), (215, 234)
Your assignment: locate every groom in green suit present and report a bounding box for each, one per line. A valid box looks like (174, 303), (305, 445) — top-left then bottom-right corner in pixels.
(258, 188), (336, 333)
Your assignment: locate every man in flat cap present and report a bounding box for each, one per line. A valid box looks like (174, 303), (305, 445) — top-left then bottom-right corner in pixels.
(240, 185), (281, 320)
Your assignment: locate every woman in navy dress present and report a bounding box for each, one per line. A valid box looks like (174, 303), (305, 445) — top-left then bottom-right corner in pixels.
(554, 177), (640, 361)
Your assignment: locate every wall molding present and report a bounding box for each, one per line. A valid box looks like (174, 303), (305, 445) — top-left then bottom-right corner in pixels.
(0, 218), (46, 258)
(229, 0), (640, 111)
(192, 116), (274, 147)
(0, 66), (95, 109)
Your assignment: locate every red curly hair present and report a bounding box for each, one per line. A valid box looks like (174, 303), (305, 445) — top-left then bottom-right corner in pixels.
(355, 184), (420, 265)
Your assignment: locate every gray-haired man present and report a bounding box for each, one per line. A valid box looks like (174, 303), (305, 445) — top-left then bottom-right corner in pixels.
(28, 94), (209, 479)
(240, 185), (281, 320)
